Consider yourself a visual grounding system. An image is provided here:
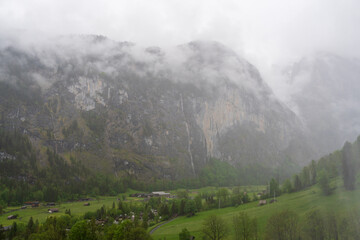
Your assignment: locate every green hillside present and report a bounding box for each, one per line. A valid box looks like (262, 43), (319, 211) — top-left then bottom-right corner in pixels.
(152, 177), (360, 240)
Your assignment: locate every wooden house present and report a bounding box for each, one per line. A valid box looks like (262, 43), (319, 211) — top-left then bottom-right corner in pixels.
(48, 208), (59, 213)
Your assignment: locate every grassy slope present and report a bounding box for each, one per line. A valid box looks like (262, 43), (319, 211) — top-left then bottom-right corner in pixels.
(152, 178), (360, 240)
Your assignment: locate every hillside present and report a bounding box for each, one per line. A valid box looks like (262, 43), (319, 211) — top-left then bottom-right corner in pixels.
(152, 177), (360, 239)
(152, 135), (360, 239)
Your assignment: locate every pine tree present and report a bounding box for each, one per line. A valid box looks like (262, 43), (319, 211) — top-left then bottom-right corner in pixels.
(294, 175), (302, 191)
(342, 142), (356, 190)
(310, 160), (317, 185)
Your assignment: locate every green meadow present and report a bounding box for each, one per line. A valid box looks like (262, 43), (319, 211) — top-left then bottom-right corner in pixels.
(152, 178), (360, 240)
(0, 186), (264, 227)
(0, 188), (144, 226)
(0, 196), (121, 226)
(2, 180), (360, 240)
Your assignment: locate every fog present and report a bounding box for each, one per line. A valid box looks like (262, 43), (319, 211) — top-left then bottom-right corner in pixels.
(1, 0), (360, 101)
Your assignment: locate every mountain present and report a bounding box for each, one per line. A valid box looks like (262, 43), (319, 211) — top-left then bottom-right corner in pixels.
(0, 35), (312, 183)
(283, 52), (360, 157)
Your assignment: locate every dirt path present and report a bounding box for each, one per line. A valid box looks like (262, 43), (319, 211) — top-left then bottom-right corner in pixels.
(149, 217), (178, 235)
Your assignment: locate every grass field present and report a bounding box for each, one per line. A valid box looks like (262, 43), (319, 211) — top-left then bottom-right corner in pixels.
(0, 196), (122, 226)
(0, 188), (147, 226)
(0, 185), (265, 228)
(152, 179), (360, 240)
(4, 180), (358, 240)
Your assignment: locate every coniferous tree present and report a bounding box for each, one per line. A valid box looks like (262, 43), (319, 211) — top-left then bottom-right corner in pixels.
(179, 199), (186, 215)
(342, 142), (356, 190)
(8, 222), (17, 240)
(0, 224), (5, 240)
(170, 201), (178, 216)
(293, 175), (302, 192)
(142, 208), (149, 229)
(301, 166), (310, 187)
(310, 160), (317, 185)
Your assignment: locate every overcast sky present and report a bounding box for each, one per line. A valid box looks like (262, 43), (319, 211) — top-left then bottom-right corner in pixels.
(1, 0), (360, 96)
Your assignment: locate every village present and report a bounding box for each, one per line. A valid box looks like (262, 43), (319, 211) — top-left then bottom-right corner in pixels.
(129, 191), (173, 199)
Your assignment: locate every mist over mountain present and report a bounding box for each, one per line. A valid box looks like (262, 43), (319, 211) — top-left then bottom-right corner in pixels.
(0, 35), (314, 183)
(281, 53), (360, 157)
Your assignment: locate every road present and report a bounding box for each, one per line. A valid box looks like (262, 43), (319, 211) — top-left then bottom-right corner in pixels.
(149, 217), (178, 235)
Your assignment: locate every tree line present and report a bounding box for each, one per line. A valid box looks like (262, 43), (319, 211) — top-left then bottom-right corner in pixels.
(269, 136), (360, 199)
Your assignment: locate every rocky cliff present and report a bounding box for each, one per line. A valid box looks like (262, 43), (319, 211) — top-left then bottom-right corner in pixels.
(0, 35), (312, 181)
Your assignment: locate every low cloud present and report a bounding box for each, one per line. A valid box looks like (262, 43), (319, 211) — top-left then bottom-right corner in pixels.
(1, 0), (360, 100)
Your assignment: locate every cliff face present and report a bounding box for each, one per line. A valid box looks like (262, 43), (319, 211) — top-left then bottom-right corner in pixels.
(0, 35), (311, 180)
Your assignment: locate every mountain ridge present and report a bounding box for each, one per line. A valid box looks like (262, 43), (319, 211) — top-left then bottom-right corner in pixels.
(0, 35), (313, 182)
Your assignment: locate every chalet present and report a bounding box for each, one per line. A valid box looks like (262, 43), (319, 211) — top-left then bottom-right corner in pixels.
(258, 200), (267, 206)
(152, 191), (171, 197)
(48, 208), (59, 213)
(7, 215), (17, 220)
(84, 203), (90, 206)
(131, 193), (154, 198)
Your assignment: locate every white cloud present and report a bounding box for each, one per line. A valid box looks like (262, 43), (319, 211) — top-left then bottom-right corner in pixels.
(1, 0), (360, 98)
